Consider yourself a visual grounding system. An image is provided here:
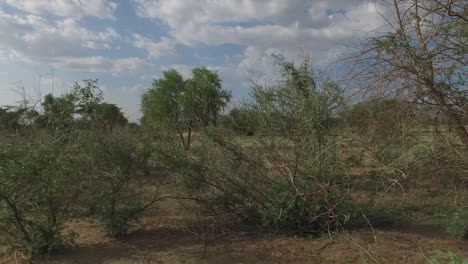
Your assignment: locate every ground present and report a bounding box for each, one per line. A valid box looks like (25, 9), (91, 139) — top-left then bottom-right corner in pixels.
(1, 157), (467, 264)
(23, 174), (468, 264)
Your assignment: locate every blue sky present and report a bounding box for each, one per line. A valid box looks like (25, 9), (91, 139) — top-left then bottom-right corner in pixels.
(0, 0), (385, 122)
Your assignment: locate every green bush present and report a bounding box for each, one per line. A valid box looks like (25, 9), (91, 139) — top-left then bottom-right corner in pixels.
(0, 132), (84, 259)
(156, 56), (365, 235)
(158, 128), (360, 235)
(428, 250), (468, 264)
(84, 131), (157, 238)
(441, 208), (468, 240)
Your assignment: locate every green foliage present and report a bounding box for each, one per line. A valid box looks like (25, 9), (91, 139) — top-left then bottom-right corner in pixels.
(71, 79), (103, 121)
(93, 103), (128, 129)
(428, 250), (468, 264)
(156, 57), (358, 235)
(40, 79), (104, 129)
(41, 93), (76, 128)
(0, 106), (36, 131)
(0, 132), (84, 258)
(141, 67), (230, 149)
(251, 55), (345, 147)
(182, 67), (231, 127)
(84, 131), (156, 238)
(439, 208), (468, 240)
(141, 69), (185, 128)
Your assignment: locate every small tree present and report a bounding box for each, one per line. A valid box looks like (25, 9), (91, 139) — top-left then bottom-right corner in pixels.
(40, 79), (104, 129)
(71, 79), (103, 122)
(160, 56), (358, 234)
(348, 0), (468, 149)
(141, 68), (230, 149)
(41, 93), (76, 129)
(0, 132), (85, 259)
(84, 131), (157, 238)
(251, 55), (345, 148)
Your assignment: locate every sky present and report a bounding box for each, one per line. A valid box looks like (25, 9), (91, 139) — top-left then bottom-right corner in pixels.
(0, 0), (386, 122)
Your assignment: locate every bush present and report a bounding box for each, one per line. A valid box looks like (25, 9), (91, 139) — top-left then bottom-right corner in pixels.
(0, 132), (84, 259)
(158, 128), (360, 235)
(155, 56), (365, 235)
(441, 208), (467, 240)
(84, 130), (157, 238)
(428, 250), (468, 264)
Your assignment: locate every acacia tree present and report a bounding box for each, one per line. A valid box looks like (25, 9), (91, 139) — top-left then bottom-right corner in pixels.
(93, 103), (128, 130)
(141, 68), (230, 149)
(252, 55), (345, 148)
(72, 79), (103, 122)
(348, 0), (467, 149)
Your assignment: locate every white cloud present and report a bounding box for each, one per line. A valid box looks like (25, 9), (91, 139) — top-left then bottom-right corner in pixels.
(52, 56), (147, 76)
(132, 0), (386, 85)
(1, 0), (118, 19)
(0, 10), (120, 60)
(0, 9), (139, 75)
(162, 64), (193, 79)
(131, 34), (175, 58)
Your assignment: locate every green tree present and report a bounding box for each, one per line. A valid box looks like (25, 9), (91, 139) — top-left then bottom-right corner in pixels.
(251, 55), (345, 148)
(0, 132), (86, 259)
(72, 79), (103, 122)
(141, 70), (185, 129)
(141, 68), (231, 149)
(93, 103), (128, 130)
(40, 79), (105, 129)
(0, 106), (30, 131)
(41, 93), (76, 128)
(182, 67), (231, 127)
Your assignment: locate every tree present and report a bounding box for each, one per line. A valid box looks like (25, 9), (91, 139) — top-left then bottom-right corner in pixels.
(251, 55), (345, 148)
(348, 0), (468, 149)
(182, 67), (231, 127)
(41, 93), (76, 128)
(141, 70), (185, 129)
(141, 68), (231, 149)
(0, 106), (29, 131)
(40, 79), (105, 129)
(93, 103), (128, 130)
(71, 79), (103, 122)
(0, 132), (86, 258)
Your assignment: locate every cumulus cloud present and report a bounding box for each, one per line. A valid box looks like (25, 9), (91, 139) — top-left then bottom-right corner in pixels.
(131, 34), (176, 58)
(0, 10), (120, 58)
(0, 0), (118, 19)
(132, 0), (386, 83)
(0, 9), (144, 75)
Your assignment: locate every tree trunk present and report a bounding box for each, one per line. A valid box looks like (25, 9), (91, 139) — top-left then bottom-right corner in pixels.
(187, 128), (192, 150)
